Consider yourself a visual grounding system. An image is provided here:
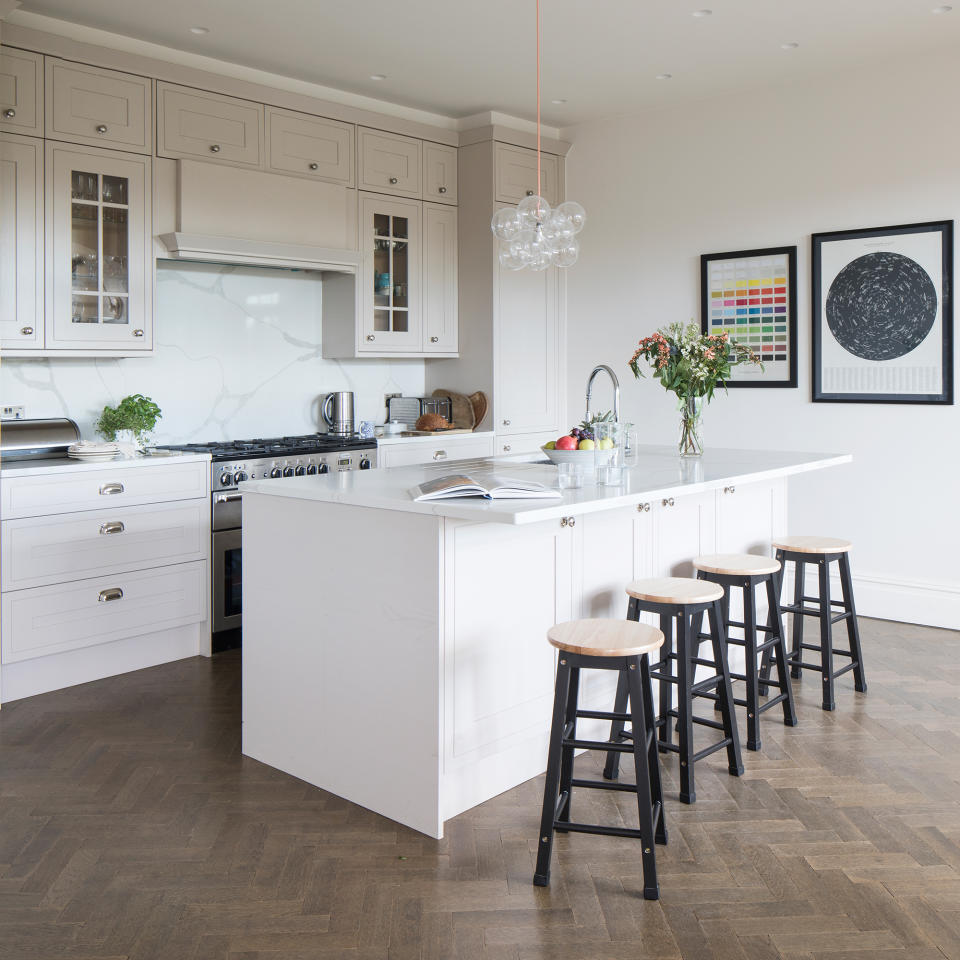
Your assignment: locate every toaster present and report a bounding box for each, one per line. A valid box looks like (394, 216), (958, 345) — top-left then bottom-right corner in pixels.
(386, 396), (453, 426)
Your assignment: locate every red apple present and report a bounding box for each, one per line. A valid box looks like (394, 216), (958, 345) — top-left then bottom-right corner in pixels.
(555, 435), (578, 450)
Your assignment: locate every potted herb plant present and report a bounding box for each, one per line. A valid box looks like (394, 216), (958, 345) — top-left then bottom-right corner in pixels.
(95, 394), (162, 454)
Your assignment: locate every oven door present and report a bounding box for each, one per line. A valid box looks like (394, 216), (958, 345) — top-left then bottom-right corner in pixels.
(212, 527), (242, 633)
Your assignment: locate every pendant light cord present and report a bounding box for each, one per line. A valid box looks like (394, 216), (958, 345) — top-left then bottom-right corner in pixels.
(536, 0), (541, 199)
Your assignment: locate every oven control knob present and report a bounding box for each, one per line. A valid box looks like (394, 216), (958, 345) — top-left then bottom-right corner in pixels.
(234, 471), (247, 483)
(270, 467), (282, 479)
(282, 466), (294, 477)
(306, 463), (317, 475)
(295, 465), (306, 476)
(359, 458), (372, 470)
(219, 473), (232, 486)
(317, 463), (329, 475)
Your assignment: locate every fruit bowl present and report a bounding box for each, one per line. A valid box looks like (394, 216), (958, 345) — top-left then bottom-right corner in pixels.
(541, 445), (614, 471)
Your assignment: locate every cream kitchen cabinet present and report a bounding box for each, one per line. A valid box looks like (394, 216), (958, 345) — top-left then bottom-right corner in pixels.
(494, 430), (558, 456)
(45, 57), (151, 154)
(266, 106), (354, 186)
(495, 142), (559, 206)
(378, 433), (494, 468)
(358, 127), (421, 197)
(0, 46), (43, 136)
(45, 141), (152, 352)
(422, 202), (458, 354)
(157, 82), (263, 167)
(423, 141), (457, 204)
(0, 133), (43, 350)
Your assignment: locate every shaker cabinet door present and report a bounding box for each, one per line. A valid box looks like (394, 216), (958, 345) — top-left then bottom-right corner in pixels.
(0, 46), (43, 136)
(494, 143), (559, 206)
(358, 127), (421, 197)
(423, 141), (457, 204)
(266, 107), (354, 185)
(422, 203), (458, 354)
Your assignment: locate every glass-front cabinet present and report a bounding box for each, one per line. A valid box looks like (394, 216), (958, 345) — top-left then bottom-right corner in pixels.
(359, 192), (421, 353)
(47, 142), (152, 351)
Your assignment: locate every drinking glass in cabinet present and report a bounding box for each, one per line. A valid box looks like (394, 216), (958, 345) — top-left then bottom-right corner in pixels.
(72, 295), (99, 324)
(101, 175), (128, 205)
(102, 296), (128, 325)
(71, 170), (98, 202)
(102, 207), (129, 292)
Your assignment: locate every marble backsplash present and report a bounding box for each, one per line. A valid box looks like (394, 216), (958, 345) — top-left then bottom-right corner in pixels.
(0, 261), (426, 444)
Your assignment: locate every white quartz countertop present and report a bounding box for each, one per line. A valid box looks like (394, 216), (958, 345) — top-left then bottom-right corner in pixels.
(240, 445), (851, 525)
(0, 450), (211, 477)
(376, 430), (494, 446)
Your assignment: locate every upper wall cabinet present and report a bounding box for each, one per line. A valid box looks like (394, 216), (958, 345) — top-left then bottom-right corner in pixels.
(0, 47), (43, 137)
(494, 142), (559, 206)
(46, 58), (151, 154)
(423, 141), (457, 205)
(358, 127), (421, 198)
(265, 107), (354, 186)
(157, 82), (263, 168)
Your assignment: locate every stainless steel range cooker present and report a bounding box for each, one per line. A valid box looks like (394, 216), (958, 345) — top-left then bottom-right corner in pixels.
(154, 434), (377, 648)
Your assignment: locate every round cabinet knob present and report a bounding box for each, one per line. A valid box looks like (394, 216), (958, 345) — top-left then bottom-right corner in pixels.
(270, 467), (282, 479)
(429, 336), (439, 343)
(219, 473), (232, 486)
(359, 459), (371, 470)
(318, 463), (330, 475)
(295, 465), (306, 476)
(438, 186), (447, 194)
(366, 334), (375, 341)
(389, 177), (399, 184)
(132, 329), (144, 337)
(210, 144), (221, 153)
(2, 109), (15, 119)
(306, 464), (317, 475)
(95, 124), (108, 134)
(502, 419), (511, 426)
(309, 162), (319, 170)
(20, 326), (33, 336)
(234, 471), (248, 483)
(526, 189), (534, 196)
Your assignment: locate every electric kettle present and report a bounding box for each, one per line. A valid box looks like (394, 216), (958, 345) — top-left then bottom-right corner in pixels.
(321, 391), (356, 436)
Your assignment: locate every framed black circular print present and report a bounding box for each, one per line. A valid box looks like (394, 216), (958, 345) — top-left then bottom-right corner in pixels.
(812, 221), (953, 404)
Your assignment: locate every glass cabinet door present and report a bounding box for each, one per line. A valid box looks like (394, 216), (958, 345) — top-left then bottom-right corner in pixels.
(361, 193), (420, 351)
(48, 143), (151, 350)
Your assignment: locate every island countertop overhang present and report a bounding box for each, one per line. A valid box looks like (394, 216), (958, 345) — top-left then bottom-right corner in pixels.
(238, 445), (852, 526)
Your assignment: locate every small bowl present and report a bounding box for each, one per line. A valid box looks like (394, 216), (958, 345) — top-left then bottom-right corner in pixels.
(541, 445), (613, 470)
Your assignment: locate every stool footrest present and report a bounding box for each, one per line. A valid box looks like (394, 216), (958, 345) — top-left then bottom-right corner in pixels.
(554, 802), (662, 841)
(564, 737), (634, 753)
(789, 660), (825, 672)
(570, 777), (644, 794)
(606, 729), (657, 751)
(797, 641), (854, 656)
(649, 671), (677, 685)
(798, 594), (846, 607)
(831, 661), (858, 680)
(576, 708), (629, 722)
(690, 675), (722, 695)
(756, 692), (790, 713)
(692, 657), (720, 669)
(692, 714), (725, 732)
(724, 621), (776, 634)
(657, 741), (681, 754)
(781, 603), (852, 624)
(691, 738), (734, 763)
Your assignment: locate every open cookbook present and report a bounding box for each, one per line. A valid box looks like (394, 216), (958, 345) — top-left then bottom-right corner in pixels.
(409, 474), (562, 501)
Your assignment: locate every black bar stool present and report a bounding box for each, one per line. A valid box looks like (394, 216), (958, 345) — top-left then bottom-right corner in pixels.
(534, 618), (666, 901)
(604, 577), (743, 805)
(692, 553), (798, 751)
(761, 536), (867, 711)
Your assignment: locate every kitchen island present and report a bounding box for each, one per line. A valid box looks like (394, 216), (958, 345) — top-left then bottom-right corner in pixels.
(241, 446), (849, 838)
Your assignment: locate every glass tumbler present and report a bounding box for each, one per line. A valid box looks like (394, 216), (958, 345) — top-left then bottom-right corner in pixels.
(557, 461), (584, 489)
(595, 421), (627, 485)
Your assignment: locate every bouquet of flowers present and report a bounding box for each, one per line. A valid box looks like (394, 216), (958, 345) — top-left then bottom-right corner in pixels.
(629, 322), (762, 456)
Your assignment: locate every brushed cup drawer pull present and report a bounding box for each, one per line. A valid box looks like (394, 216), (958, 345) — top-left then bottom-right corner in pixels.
(430, 336), (439, 343)
(433, 450), (447, 460)
(99, 482), (124, 495)
(99, 521), (125, 535)
(637, 502), (651, 512)
(98, 587), (123, 603)
(662, 497), (675, 507)
(560, 516), (576, 527)
(723, 485), (736, 494)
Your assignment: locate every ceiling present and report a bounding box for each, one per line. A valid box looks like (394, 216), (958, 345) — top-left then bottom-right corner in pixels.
(11, 0), (960, 126)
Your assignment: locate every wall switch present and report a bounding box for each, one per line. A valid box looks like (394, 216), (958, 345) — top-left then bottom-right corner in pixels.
(1, 405), (25, 421)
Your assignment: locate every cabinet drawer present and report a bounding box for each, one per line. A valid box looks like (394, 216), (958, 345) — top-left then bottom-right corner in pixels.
(0, 460), (209, 519)
(1, 560), (207, 663)
(46, 57), (151, 153)
(266, 107), (353, 185)
(158, 82), (263, 167)
(0, 47), (43, 136)
(2, 499), (209, 591)
(423, 141), (457, 204)
(494, 143), (559, 206)
(495, 431), (558, 457)
(358, 127), (421, 197)
(380, 435), (494, 468)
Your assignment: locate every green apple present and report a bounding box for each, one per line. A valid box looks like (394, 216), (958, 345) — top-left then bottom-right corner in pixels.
(544, 440), (556, 449)
(578, 438), (595, 450)
(598, 437), (615, 450)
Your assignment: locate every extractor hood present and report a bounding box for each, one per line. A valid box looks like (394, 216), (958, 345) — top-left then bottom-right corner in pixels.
(159, 232), (361, 273)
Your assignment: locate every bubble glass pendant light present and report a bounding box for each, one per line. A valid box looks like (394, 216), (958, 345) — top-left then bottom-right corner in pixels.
(490, 0), (586, 271)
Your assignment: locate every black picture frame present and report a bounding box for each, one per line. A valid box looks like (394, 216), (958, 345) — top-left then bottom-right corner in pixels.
(699, 245), (798, 388)
(812, 220), (953, 405)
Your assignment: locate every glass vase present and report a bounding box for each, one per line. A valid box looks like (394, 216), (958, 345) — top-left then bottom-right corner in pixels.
(678, 396), (704, 458)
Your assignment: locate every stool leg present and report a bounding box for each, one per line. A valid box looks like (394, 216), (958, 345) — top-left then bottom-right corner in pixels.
(657, 613), (674, 751)
(556, 667), (580, 827)
(818, 559), (836, 711)
(709, 599), (744, 777)
(838, 553), (867, 694)
(743, 579), (761, 751)
(534, 658), (572, 887)
(766, 573), (798, 727)
(790, 557), (804, 680)
(626, 657), (660, 900)
(676, 612), (696, 804)
(602, 668), (629, 781)
(640, 653), (667, 846)
(711, 582), (731, 714)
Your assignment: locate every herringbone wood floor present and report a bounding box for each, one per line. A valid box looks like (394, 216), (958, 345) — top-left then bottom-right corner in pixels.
(1, 617), (958, 960)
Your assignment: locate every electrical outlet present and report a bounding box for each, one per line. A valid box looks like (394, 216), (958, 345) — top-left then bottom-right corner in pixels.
(1, 405), (25, 421)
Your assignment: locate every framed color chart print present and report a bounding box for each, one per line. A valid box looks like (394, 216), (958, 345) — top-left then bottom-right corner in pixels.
(812, 221), (953, 404)
(700, 246), (798, 387)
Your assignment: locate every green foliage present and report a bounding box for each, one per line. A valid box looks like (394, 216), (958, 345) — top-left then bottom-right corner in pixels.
(629, 321), (763, 402)
(95, 394), (162, 443)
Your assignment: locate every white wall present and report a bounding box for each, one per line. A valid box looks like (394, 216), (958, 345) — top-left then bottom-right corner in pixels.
(0, 261), (425, 443)
(564, 51), (960, 628)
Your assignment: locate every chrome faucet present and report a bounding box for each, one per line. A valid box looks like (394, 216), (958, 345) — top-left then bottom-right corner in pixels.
(585, 364), (621, 423)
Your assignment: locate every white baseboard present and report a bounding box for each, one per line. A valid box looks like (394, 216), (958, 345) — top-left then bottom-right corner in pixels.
(800, 568), (959, 630)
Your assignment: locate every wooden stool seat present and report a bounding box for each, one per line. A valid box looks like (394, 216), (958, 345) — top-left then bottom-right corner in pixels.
(548, 619), (664, 658)
(626, 577), (723, 606)
(693, 553), (781, 577)
(772, 536), (852, 555)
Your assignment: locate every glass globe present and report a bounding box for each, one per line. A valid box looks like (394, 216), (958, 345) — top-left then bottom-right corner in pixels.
(556, 200), (586, 234)
(517, 193), (551, 226)
(554, 239), (579, 268)
(498, 246), (528, 271)
(544, 212), (574, 242)
(491, 207), (522, 241)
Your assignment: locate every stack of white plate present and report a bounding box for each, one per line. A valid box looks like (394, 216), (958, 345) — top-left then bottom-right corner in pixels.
(67, 441), (121, 462)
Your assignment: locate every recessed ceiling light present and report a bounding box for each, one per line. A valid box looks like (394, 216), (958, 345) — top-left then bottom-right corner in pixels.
(551, 98), (567, 104)
(781, 41), (800, 49)
(932, 4), (952, 11)
(189, 26), (209, 35)
(655, 73), (673, 80)
(369, 73), (387, 81)
(692, 9), (712, 17)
